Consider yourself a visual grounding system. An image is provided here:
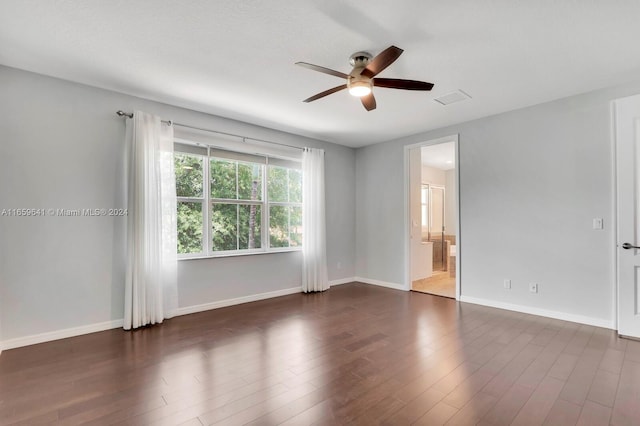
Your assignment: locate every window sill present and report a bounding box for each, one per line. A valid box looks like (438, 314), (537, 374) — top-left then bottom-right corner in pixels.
(178, 247), (302, 261)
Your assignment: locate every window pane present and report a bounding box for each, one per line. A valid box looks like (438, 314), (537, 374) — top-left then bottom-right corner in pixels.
(268, 166), (288, 202)
(212, 203), (237, 251)
(269, 205), (289, 247)
(175, 153), (203, 197)
(177, 201), (203, 254)
(289, 169), (302, 203)
(238, 162), (263, 201)
(421, 205), (428, 231)
(290, 206), (302, 247)
(239, 204), (262, 249)
(211, 158), (237, 199)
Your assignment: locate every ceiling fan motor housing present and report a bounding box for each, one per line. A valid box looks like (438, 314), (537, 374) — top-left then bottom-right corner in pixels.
(348, 51), (373, 96)
(349, 51), (372, 67)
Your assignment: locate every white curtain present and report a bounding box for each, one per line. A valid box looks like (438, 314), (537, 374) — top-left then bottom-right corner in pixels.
(302, 148), (329, 292)
(124, 111), (178, 330)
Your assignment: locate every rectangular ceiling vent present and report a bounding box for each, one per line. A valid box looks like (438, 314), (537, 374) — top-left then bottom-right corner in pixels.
(434, 90), (471, 106)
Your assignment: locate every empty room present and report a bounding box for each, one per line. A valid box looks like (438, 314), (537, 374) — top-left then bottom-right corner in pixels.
(3, 2), (640, 425)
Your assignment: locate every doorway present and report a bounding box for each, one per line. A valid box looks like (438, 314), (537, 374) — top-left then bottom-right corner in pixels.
(406, 136), (460, 299)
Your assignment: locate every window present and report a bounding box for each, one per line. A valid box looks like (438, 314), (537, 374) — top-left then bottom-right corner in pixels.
(174, 143), (302, 257)
(421, 184), (429, 238)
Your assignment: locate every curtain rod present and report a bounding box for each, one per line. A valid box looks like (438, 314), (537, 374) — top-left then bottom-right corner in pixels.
(115, 111), (304, 151)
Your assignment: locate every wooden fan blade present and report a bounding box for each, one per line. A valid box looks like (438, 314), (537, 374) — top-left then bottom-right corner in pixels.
(374, 78), (434, 91)
(361, 93), (377, 111)
(303, 84), (348, 103)
(295, 62), (349, 79)
(361, 46), (403, 78)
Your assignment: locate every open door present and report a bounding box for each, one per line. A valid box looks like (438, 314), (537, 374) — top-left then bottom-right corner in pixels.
(405, 135), (460, 299)
(615, 93), (640, 338)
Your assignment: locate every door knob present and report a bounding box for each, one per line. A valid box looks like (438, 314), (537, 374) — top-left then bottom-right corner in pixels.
(622, 242), (640, 249)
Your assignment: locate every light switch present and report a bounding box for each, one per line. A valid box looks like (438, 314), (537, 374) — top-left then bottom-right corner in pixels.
(593, 218), (604, 230)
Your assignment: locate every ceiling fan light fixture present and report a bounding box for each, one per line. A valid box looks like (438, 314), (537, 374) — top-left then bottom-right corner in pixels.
(348, 80), (372, 97)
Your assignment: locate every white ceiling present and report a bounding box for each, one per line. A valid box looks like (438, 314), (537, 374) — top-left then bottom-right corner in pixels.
(422, 142), (455, 171)
(2, 1), (640, 148)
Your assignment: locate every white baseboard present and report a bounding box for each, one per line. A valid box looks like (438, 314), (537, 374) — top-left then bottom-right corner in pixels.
(175, 280), (360, 319)
(174, 286), (302, 317)
(354, 276), (407, 291)
(459, 295), (615, 330)
(0, 319), (124, 351)
(0, 287), (304, 352)
(329, 277), (356, 287)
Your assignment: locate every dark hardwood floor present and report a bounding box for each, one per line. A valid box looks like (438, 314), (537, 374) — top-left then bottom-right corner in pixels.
(1, 282), (639, 425)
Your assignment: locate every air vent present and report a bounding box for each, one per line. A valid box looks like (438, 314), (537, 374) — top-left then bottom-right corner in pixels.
(434, 90), (471, 106)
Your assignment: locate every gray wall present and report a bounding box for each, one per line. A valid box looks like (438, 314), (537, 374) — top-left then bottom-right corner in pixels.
(0, 65), (356, 342)
(4, 60), (640, 343)
(355, 81), (640, 325)
(355, 142), (406, 284)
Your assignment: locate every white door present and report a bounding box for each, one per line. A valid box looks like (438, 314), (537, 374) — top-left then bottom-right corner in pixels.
(615, 94), (640, 338)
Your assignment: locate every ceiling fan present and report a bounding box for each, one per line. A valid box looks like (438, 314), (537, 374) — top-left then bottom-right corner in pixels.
(296, 45), (434, 111)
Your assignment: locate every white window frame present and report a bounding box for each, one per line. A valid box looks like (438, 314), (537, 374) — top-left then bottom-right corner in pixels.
(420, 183), (429, 240)
(175, 141), (302, 259)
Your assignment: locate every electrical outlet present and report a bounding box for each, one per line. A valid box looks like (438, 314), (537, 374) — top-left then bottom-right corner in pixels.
(337, 262), (342, 270)
(529, 283), (538, 293)
(504, 279), (511, 289)
(593, 218), (604, 230)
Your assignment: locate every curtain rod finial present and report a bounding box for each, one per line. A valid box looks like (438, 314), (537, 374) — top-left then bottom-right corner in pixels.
(116, 110), (133, 118)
